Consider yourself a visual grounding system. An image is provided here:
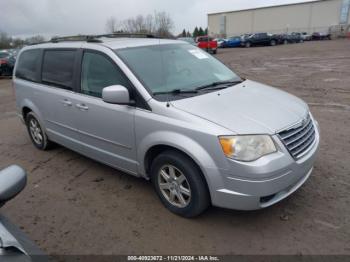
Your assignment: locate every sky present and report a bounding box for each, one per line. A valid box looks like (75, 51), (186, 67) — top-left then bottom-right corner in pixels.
(2, 0), (316, 38)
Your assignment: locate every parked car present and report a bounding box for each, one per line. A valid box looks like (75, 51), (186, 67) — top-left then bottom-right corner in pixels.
(221, 36), (241, 48)
(241, 33), (278, 47)
(196, 36), (218, 54)
(312, 32), (331, 40)
(214, 38), (226, 48)
(0, 165), (47, 261)
(0, 51), (16, 76)
(274, 33), (303, 45)
(274, 34), (290, 45)
(290, 32), (304, 43)
(177, 37), (196, 46)
(300, 32), (312, 41)
(13, 35), (320, 217)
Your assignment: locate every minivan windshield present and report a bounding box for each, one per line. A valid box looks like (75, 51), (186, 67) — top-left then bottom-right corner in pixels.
(115, 44), (240, 96)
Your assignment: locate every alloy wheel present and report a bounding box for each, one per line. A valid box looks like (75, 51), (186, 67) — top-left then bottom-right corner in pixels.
(158, 165), (191, 208)
(29, 118), (43, 145)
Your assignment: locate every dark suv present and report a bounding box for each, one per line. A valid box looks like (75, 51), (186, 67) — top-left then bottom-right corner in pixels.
(241, 33), (278, 48)
(0, 51), (16, 76)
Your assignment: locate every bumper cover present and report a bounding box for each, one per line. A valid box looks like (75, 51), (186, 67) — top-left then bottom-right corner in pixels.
(207, 124), (320, 211)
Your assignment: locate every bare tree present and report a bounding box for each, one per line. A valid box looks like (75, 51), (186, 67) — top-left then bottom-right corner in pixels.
(145, 14), (155, 33)
(25, 35), (45, 45)
(114, 11), (174, 37)
(105, 16), (118, 33)
(154, 11), (174, 37)
(122, 18), (136, 33)
(134, 15), (146, 33)
(0, 32), (11, 49)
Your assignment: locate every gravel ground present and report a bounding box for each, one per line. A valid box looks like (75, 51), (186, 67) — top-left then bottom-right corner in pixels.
(0, 39), (349, 255)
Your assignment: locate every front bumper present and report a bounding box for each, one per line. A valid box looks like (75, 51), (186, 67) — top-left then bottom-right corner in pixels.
(207, 121), (320, 210)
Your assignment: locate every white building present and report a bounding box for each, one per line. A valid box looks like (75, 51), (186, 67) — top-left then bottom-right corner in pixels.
(208, 0), (350, 37)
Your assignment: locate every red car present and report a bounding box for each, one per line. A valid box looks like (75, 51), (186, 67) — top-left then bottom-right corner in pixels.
(196, 36), (218, 54)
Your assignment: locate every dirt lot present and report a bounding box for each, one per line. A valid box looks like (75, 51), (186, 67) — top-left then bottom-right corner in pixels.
(0, 39), (349, 255)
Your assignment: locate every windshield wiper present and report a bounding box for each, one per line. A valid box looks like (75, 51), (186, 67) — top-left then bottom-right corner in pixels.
(196, 80), (243, 91)
(153, 89), (198, 96)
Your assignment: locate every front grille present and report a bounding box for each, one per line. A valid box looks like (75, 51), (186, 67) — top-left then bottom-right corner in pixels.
(278, 114), (316, 159)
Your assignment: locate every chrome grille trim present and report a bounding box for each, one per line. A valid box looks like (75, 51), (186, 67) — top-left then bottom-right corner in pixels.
(279, 116), (312, 140)
(278, 114), (316, 159)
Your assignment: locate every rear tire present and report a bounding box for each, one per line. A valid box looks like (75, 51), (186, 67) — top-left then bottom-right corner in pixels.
(245, 42), (251, 48)
(150, 150), (210, 218)
(270, 39), (277, 46)
(26, 112), (53, 150)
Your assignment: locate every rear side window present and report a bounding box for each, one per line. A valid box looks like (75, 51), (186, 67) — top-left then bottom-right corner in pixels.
(81, 51), (130, 98)
(15, 49), (41, 82)
(42, 50), (76, 90)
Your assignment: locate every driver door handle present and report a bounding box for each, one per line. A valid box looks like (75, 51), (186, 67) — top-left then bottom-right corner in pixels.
(76, 104), (89, 111)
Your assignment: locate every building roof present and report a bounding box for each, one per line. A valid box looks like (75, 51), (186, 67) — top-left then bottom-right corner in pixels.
(208, 0), (326, 16)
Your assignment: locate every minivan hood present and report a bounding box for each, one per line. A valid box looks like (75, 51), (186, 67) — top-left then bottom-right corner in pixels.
(171, 80), (308, 134)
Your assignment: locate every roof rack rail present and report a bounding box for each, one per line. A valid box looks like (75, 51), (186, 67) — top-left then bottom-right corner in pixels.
(49, 33), (158, 44)
(51, 35), (102, 43)
(96, 33), (157, 38)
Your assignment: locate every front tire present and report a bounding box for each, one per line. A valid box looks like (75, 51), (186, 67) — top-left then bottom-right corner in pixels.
(150, 151), (210, 218)
(245, 42), (251, 48)
(26, 112), (53, 150)
(270, 39), (277, 46)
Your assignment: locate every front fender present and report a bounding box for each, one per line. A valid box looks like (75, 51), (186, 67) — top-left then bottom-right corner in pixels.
(137, 131), (218, 179)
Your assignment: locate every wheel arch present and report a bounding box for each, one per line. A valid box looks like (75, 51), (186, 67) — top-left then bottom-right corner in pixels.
(19, 99), (46, 130)
(143, 143), (212, 199)
(138, 132), (219, 187)
(22, 106), (32, 120)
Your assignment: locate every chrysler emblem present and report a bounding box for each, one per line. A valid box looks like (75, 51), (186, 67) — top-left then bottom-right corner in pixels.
(302, 116), (308, 126)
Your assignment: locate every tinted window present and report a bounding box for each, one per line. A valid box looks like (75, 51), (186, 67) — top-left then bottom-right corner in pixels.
(81, 52), (130, 98)
(15, 49), (41, 81)
(42, 50), (76, 90)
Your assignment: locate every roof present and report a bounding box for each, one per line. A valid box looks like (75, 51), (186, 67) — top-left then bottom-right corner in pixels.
(208, 0), (325, 16)
(22, 37), (182, 51)
(101, 37), (182, 49)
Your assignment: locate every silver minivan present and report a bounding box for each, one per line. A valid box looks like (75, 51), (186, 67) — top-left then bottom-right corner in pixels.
(13, 35), (320, 217)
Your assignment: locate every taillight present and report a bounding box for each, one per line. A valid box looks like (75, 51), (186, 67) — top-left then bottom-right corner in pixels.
(0, 59), (7, 65)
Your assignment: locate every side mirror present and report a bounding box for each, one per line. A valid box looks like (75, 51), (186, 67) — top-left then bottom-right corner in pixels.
(0, 165), (27, 207)
(102, 85), (133, 105)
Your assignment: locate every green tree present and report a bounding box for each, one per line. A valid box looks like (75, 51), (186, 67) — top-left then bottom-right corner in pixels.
(204, 27), (208, 35)
(198, 27), (204, 36)
(182, 29), (186, 37)
(193, 27), (199, 38)
(186, 31), (191, 37)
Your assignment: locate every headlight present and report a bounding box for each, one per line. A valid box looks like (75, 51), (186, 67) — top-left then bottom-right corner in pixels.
(219, 135), (277, 162)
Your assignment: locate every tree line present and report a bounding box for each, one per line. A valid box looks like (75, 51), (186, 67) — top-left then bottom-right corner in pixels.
(179, 27), (208, 38)
(0, 32), (45, 49)
(106, 11), (174, 38)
